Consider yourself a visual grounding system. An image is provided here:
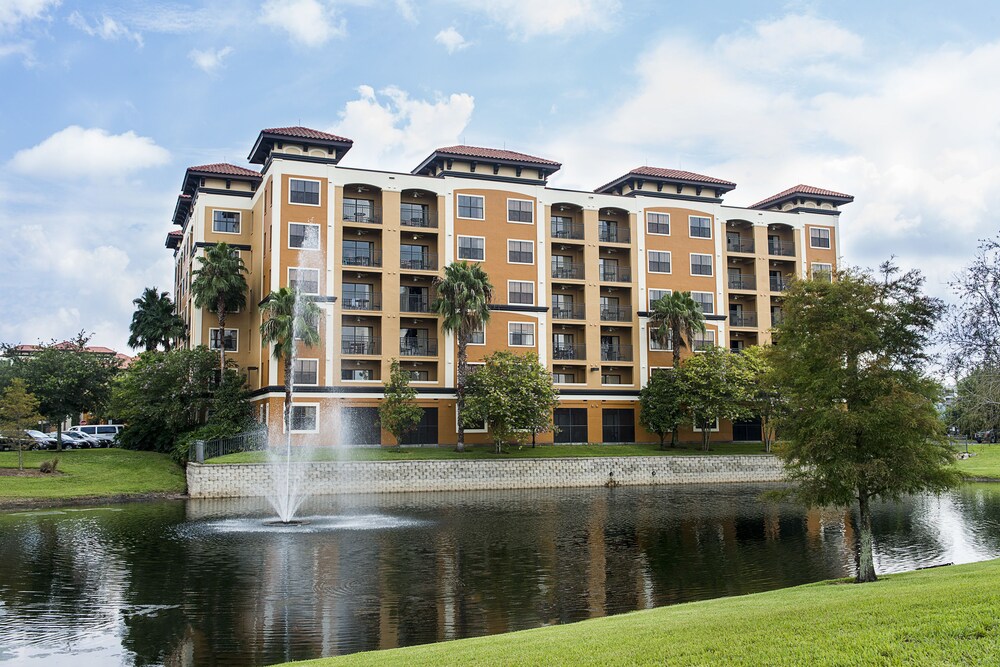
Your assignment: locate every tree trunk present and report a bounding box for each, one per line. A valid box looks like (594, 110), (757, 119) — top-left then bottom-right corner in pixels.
(455, 336), (467, 453)
(672, 332), (681, 369)
(284, 354), (293, 439)
(701, 426), (710, 452)
(217, 300), (227, 373)
(56, 422), (63, 453)
(670, 426), (678, 449)
(17, 441), (23, 471)
(856, 489), (878, 583)
(658, 433), (665, 450)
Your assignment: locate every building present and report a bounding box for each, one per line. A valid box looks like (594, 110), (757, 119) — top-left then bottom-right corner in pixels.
(165, 126), (850, 446)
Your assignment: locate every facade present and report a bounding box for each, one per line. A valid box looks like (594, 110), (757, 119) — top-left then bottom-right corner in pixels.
(165, 126), (851, 446)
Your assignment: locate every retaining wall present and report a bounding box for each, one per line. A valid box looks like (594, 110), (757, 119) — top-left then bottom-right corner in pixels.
(186, 455), (786, 498)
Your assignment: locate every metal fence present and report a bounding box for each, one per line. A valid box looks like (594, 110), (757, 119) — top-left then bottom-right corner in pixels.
(193, 426), (268, 463)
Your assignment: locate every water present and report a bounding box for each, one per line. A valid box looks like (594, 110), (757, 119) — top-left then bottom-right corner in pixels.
(3, 483), (1000, 666)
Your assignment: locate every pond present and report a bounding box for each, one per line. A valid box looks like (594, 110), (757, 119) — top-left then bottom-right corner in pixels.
(2, 483), (1000, 666)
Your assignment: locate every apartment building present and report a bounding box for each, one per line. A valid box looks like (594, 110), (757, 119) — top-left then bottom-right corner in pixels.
(165, 126), (850, 446)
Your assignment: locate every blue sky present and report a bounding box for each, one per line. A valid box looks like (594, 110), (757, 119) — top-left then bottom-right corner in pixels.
(2, 0), (999, 352)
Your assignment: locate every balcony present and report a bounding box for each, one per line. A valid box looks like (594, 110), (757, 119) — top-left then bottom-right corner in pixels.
(599, 227), (631, 244)
(601, 344), (633, 362)
(768, 240), (795, 257)
(730, 312), (758, 327)
(552, 344), (587, 361)
(552, 304), (586, 320)
(599, 266), (632, 283)
(341, 293), (382, 311)
(342, 207), (382, 225)
(343, 250), (382, 268)
(400, 253), (438, 271)
(551, 220), (584, 240)
(400, 212), (437, 228)
(400, 294), (433, 313)
(770, 277), (790, 292)
(400, 338), (438, 356)
(341, 337), (381, 355)
(728, 275), (756, 290)
(727, 238), (755, 253)
(600, 306), (632, 322)
(552, 262), (585, 280)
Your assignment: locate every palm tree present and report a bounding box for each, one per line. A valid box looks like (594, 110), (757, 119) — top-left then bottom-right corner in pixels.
(128, 287), (186, 352)
(260, 287), (321, 433)
(649, 291), (707, 447)
(191, 243), (248, 372)
(432, 262), (494, 452)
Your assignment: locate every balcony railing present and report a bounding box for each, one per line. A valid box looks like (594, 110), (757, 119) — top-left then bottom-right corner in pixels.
(770, 277), (790, 292)
(729, 312), (758, 327)
(601, 344), (633, 362)
(400, 212), (437, 228)
(599, 266), (631, 282)
(343, 250), (382, 268)
(552, 262), (585, 280)
(400, 294), (433, 313)
(341, 337), (380, 355)
(400, 253), (438, 271)
(600, 306), (632, 322)
(552, 344), (587, 361)
(727, 238), (755, 253)
(342, 208), (382, 225)
(693, 337), (715, 352)
(552, 305), (586, 320)
(768, 240), (795, 257)
(551, 220), (584, 240)
(728, 275), (756, 290)
(599, 227), (631, 244)
(341, 293), (382, 311)
(400, 338), (438, 356)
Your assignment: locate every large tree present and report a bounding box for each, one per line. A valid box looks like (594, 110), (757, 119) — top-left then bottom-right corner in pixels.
(432, 261), (494, 452)
(259, 287), (321, 437)
(649, 291), (707, 446)
(941, 232), (1000, 371)
(677, 347), (753, 451)
(0, 378), (43, 470)
(191, 243), (248, 372)
(740, 345), (781, 453)
(128, 287), (186, 352)
(638, 369), (686, 449)
(771, 262), (960, 583)
(379, 359), (423, 446)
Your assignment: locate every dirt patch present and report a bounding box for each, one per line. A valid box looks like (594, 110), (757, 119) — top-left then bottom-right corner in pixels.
(0, 469), (64, 478)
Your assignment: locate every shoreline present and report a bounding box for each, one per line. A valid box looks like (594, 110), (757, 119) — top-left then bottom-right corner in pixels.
(0, 492), (189, 511)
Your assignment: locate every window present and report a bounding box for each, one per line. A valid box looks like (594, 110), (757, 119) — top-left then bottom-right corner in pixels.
(649, 328), (672, 351)
(342, 368), (375, 381)
(289, 179), (320, 205)
(343, 198), (375, 222)
(290, 405), (318, 432)
(288, 267), (320, 294)
(457, 194), (484, 219)
(507, 199), (533, 223)
(408, 370), (430, 381)
(508, 281), (534, 305)
(691, 291), (715, 315)
(400, 202), (429, 226)
(647, 212), (670, 235)
(458, 236), (485, 261)
(209, 328), (238, 351)
(553, 372), (577, 384)
(289, 223), (320, 250)
(690, 253), (713, 276)
(811, 262), (833, 282)
(469, 324), (485, 345)
(648, 250), (671, 273)
(508, 322), (535, 346)
(602, 374), (622, 385)
(507, 240), (534, 264)
(648, 288), (672, 308)
(213, 210), (240, 234)
(294, 359), (319, 385)
(689, 215), (712, 239)
(694, 329), (716, 352)
(810, 227), (831, 249)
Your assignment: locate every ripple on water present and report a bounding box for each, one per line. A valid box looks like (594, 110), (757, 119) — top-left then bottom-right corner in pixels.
(176, 513), (432, 537)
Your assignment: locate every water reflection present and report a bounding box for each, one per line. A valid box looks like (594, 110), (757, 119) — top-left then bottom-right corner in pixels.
(2, 484), (1000, 666)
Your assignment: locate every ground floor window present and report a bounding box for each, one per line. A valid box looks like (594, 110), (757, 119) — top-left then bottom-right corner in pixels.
(554, 408), (588, 443)
(341, 407), (381, 445)
(290, 405), (318, 432)
(401, 408), (438, 445)
(732, 418), (762, 442)
(602, 409), (634, 443)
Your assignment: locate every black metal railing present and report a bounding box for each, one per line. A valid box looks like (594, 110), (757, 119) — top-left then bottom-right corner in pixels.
(552, 344), (587, 360)
(552, 305), (586, 320)
(343, 250), (382, 267)
(599, 266), (631, 282)
(601, 344), (633, 362)
(599, 227), (631, 243)
(727, 238), (755, 253)
(400, 294), (433, 313)
(192, 425), (268, 463)
(600, 306), (632, 322)
(400, 338), (438, 356)
(342, 207), (382, 224)
(400, 212), (437, 228)
(341, 337), (381, 355)
(693, 337), (715, 352)
(551, 220), (584, 240)
(341, 293), (382, 311)
(552, 262), (585, 280)
(730, 312), (758, 327)
(770, 277), (789, 292)
(400, 253), (438, 271)
(768, 240), (795, 257)
(728, 275), (756, 290)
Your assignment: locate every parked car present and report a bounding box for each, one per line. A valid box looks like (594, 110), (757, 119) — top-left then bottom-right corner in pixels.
(25, 430), (60, 450)
(60, 431), (97, 448)
(975, 429), (997, 443)
(69, 424), (123, 447)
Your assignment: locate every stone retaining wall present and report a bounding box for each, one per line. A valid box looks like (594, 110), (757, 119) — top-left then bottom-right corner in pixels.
(187, 455), (786, 498)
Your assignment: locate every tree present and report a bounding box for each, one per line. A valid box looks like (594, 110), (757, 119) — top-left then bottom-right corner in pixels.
(648, 291), (707, 446)
(379, 359), (423, 446)
(191, 243), (248, 372)
(638, 369), (686, 449)
(259, 287), (321, 438)
(740, 345), (781, 453)
(128, 287), (186, 352)
(678, 347), (753, 451)
(941, 232), (1000, 371)
(464, 351), (559, 454)
(0, 379), (43, 470)
(432, 261), (494, 452)
(770, 262), (960, 583)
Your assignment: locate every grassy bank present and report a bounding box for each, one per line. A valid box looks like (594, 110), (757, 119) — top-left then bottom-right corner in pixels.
(0, 448), (186, 501)
(211, 441), (768, 464)
(281, 558), (1000, 667)
(953, 441), (1000, 480)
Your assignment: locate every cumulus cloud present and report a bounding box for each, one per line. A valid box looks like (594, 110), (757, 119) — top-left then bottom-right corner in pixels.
(450, 0), (620, 38)
(715, 14), (863, 72)
(188, 45), (234, 73)
(67, 11), (144, 47)
(0, 0), (60, 31)
(259, 0), (345, 46)
(331, 85), (475, 171)
(395, 0), (417, 23)
(9, 126), (170, 179)
(435, 26), (469, 54)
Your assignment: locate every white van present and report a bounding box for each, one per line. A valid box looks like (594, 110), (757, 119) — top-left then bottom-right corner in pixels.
(69, 424), (123, 446)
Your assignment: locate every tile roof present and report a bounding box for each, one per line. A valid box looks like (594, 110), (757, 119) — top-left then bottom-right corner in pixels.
(432, 145), (561, 167)
(262, 126), (353, 143)
(187, 163), (261, 178)
(750, 184), (854, 209)
(9, 343), (121, 355)
(596, 166), (736, 193)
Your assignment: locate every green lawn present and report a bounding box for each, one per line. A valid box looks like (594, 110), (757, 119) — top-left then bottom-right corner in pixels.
(280, 558), (1000, 667)
(0, 448), (187, 500)
(954, 441), (1000, 480)
(211, 441), (769, 464)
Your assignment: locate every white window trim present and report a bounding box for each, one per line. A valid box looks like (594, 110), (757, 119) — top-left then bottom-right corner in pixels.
(691, 290), (715, 315)
(508, 322), (536, 347)
(688, 215), (713, 240)
(648, 289), (673, 309)
(645, 211), (671, 236)
(288, 178), (322, 207)
(692, 416), (721, 432)
(456, 194), (485, 220)
(469, 325), (486, 346)
(286, 403), (320, 434)
(809, 227), (832, 249)
(288, 222), (321, 251)
(647, 250), (672, 275)
(648, 329), (673, 352)
(209, 327), (238, 352)
(694, 329), (717, 353)
(288, 267), (321, 295)
(506, 198), (534, 225)
(212, 209), (242, 235)
(507, 280), (535, 306)
(690, 253), (714, 277)
(811, 262), (833, 276)
(506, 239), (535, 265)
(457, 235), (486, 262)
(293, 358), (320, 386)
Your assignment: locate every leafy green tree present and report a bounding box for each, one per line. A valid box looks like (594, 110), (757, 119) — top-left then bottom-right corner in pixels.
(678, 347), (753, 452)
(464, 351), (558, 454)
(740, 345), (781, 452)
(770, 262), (960, 583)
(128, 287), (186, 352)
(432, 261), (494, 452)
(0, 378), (43, 470)
(191, 242), (248, 372)
(648, 291), (707, 369)
(259, 287), (321, 437)
(639, 369), (686, 449)
(379, 359), (423, 446)
(950, 365), (1000, 437)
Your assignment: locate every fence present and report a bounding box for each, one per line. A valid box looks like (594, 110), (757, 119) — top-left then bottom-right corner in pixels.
(192, 426), (268, 463)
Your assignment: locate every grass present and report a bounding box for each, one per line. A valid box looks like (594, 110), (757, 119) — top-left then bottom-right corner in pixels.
(0, 448), (187, 500)
(953, 440), (1000, 480)
(279, 558), (1000, 667)
(210, 441), (769, 464)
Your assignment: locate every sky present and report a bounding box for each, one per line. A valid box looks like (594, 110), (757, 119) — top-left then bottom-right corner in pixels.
(2, 0), (999, 353)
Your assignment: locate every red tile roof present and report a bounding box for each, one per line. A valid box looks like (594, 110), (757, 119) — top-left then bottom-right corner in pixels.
(187, 163), (260, 178)
(262, 126), (353, 143)
(596, 166), (736, 193)
(433, 145), (561, 167)
(750, 184), (854, 209)
(9, 343), (122, 355)
(167, 230), (182, 238)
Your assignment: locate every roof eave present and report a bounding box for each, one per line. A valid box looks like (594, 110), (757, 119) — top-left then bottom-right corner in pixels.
(248, 130), (354, 165)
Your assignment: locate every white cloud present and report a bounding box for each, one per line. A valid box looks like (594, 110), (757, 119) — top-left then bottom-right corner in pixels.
(259, 0), (346, 46)
(395, 0), (417, 23)
(435, 26), (469, 54)
(0, 0), (59, 31)
(188, 46), (234, 73)
(67, 11), (144, 47)
(451, 0), (620, 38)
(716, 14), (863, 72)
(331, 85), (475, 171)
(9, 126), (170, 179)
